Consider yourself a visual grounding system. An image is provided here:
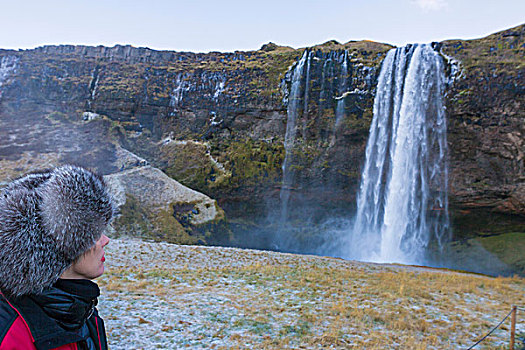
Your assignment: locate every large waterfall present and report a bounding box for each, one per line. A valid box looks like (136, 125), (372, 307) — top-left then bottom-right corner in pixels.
(350, 44), (450, 264)
(349, 45), (449, 263)
(270, 44), (450, 261)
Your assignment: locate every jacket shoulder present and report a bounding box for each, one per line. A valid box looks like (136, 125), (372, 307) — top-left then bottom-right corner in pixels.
(0, 297), (35, 349)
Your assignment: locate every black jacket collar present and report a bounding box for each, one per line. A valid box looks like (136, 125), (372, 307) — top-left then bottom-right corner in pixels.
(31, 279), (100, 331)
(10, 279), (100, 350)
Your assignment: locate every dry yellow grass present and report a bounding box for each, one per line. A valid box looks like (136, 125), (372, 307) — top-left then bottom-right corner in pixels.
(97, 238), (525, 349)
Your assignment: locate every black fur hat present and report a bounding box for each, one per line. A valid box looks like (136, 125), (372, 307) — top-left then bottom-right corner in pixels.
(0, 165), (113, 297)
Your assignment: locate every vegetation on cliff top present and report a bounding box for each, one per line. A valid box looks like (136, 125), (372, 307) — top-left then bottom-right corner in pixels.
(441, 23), (524, 70)
(441, 23), (524, 116)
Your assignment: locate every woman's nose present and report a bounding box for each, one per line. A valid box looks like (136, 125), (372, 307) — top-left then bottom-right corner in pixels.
(101, 234), (110, 247)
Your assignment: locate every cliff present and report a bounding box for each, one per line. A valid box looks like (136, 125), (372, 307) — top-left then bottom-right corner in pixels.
(0, 25), (523, 254)
(440, 25), (524, 218)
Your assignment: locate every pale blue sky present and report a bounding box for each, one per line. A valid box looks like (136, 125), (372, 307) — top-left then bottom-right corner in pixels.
(0, 0), (523, 52)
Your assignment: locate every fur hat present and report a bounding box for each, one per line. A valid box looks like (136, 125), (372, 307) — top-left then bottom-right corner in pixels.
(0, 165), (113, 297)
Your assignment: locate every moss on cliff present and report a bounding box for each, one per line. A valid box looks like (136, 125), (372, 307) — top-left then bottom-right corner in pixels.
(441, 24), (524, 70)
(153, 204), (198, 244)
(246, 50), (299, 99)
(441, 24), (524, 216)
(113, 194), (192, 243)
(478, 232), (525, 275)
(311, 40), (393, 67)
(160, 141), (218, 192)
(441, 23), (524, 115)
(45, 111), (70, 124)
(211, 138), (285, 192)
(113, 194), (154, 237)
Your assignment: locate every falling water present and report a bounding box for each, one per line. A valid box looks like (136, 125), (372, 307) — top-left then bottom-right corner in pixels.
(300, 51), (312, 140)
(280, 50), (308, 224)
(335, 51), (348, 127)
(170, 73), (190, 109)
(169, 71), (227, 114)
(87, 65), (101, 110)
(212, 78), (226, 102)
(351, 44), (449, 264)
(0, 56), (18, 97)
(317, 52), (336, 122)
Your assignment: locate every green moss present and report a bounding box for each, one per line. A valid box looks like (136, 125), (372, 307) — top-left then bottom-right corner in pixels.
(112, 194), (152, 237)
(341, 113), (372, 133)
(291, 143), (322, 167)
(213, 138), (285, 190)
(160, 141), (227, 193)
(451, 209), (525, 239)
(310, 40), (393, 67)
(108, 120), (126, 139)
(113, 194), (200, 244)
(45, 111), (71, 123)
(441, 24), (524, 77)
(477, 232), (525, 275)
(153, 205), (198, 244)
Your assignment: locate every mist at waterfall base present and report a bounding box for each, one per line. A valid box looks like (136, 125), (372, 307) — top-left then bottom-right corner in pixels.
(232, 44), (517, 277)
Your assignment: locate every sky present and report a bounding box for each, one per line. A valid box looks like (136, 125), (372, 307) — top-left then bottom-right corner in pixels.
(0, 0), (523, 53)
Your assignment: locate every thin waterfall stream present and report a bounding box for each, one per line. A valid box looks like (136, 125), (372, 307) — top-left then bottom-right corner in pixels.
(0, 56), (18, 97)
(279, 51), (308, 225)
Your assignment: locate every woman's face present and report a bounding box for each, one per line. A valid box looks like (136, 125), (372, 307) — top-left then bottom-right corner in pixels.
(61, 234), (110, 280)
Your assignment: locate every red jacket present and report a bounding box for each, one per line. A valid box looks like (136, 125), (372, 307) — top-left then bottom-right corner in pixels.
(0, 292), (107, 350)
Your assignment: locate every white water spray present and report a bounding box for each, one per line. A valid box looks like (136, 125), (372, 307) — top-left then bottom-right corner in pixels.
(350, 44), (450, 264)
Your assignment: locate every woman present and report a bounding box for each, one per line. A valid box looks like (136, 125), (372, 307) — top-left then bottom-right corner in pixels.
(0, 165), (114, 350)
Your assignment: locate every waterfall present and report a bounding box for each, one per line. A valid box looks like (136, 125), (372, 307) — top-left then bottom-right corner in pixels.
(351, 44), (450, 264)
(87, 65), (101, 110)
(170, 72), (190, 111)
(212, 78), (226, 102)
(318, 52), (335, 123)
(0, 56), (18, 97)
(169, 71), (227, 115)
(335, 51), (348, 127)
(280, 50), (308, 224)
(300, 51), (312, 140)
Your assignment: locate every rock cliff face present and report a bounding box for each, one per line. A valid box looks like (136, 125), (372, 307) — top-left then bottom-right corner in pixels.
(438, 25), (524, 242)
(0, 25), (523, 250)
(440, 26), (524, 217)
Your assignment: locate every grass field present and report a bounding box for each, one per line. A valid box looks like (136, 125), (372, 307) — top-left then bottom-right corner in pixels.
(97, 238), (525, 349)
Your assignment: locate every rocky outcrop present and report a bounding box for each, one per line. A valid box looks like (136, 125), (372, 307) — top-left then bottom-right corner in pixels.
(0, 39), (392, 216)
(105, 166), (226, 244)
